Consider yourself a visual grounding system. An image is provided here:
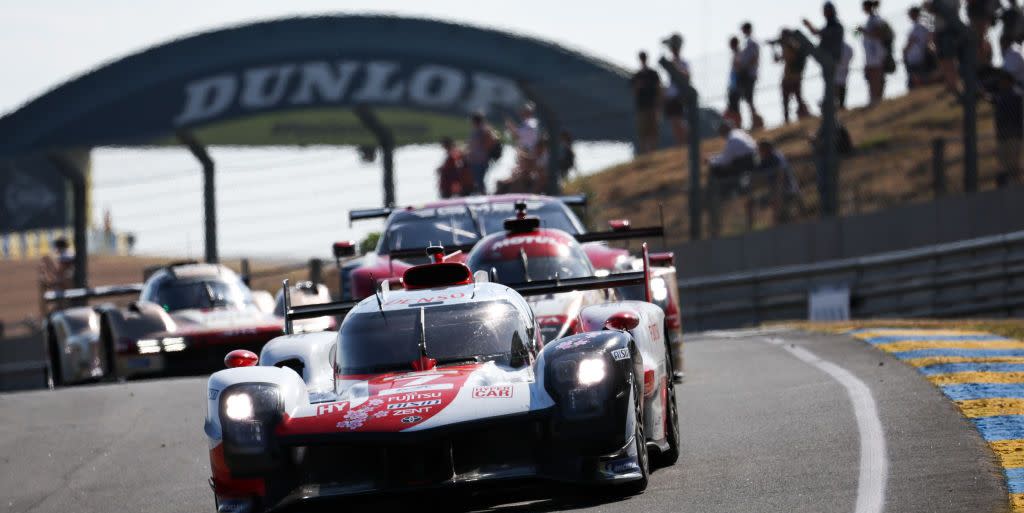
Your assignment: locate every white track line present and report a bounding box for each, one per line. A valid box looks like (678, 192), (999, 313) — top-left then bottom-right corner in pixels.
(767, 337), (888, 513)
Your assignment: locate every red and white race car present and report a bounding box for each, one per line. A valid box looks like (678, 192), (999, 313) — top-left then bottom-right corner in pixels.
(205, 245), (679, 512)
(42, 262), (332, 385)
(337, 194), (685, 379)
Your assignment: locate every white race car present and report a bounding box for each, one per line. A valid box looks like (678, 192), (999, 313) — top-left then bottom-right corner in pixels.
(204, 246), (680, 512)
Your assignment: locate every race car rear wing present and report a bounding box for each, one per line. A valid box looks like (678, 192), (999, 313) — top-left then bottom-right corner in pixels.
(384, 243), (477, 261)
(557, 194), (588, 207)
(280, 279), (359, 334)
(43, 284), (144, 303)
(348, 207), (393, 226)
(573, 225), (664, 244)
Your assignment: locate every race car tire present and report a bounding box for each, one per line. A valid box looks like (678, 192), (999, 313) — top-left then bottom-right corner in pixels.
(46, 325), (64, 387)
(653, 362), (681, 466)
(610, 376), (649, 496)
(99, 316), (119, 382)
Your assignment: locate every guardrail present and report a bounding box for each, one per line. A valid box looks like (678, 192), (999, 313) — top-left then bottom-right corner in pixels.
(678, 230), (1024, 332)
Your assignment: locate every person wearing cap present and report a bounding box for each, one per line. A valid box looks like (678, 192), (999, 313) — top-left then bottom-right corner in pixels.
(466, 112), (498, 194)
(737, 22), (763, 130)
(662, 32), (692, 146)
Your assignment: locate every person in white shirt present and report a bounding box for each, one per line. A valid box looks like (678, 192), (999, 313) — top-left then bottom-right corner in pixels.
(859, 0), (887, 105)
(737, 22), (763, 130)
(1002, 36), (1024, 91)
(708, 121), (757, 173)
(662, 32), (692, 145)
(903, 7), (934, 88)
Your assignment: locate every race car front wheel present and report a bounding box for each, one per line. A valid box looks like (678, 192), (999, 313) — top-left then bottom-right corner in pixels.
(654, 367), (681, 466)
(611, 376), (649, 496)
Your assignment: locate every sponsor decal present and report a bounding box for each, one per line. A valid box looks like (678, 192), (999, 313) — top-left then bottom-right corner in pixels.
(400, 416), (423, 424)
(173, 60), (524, 127)
(557, 338), (591, 351)
(387, 399), (442, 409)
(378, 383), (454, 396)
(611, 348), (631, 361)
(472, 385), (513, 398)
(384, 293), (466, 306)
(208, 388), (220, 400)
(317, 402), (348, 416)
(490, 235), (563, 252)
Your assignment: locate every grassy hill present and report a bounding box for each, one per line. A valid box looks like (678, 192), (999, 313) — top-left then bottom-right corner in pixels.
(569, 85), (1004, 243)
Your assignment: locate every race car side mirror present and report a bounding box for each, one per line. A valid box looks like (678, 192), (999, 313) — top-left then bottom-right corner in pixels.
(608, 219), (631, 231)
(604, 311), (640, 331)
(225, 349), (259, 368)
(332, 241), (357, 259)
(649, 251), (675, 267)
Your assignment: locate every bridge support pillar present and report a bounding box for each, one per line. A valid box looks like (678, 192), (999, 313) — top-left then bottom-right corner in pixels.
(354, 105), (396, 208)
(178, 131), (217, 263)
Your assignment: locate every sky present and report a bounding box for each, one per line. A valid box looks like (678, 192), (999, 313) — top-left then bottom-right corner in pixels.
(0, 0), (927, 259)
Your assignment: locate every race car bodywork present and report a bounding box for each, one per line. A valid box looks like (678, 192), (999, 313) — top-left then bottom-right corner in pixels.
(205, 251), (679, 512)
(341, 194), (685, 377)
(43, 263), (332, 385)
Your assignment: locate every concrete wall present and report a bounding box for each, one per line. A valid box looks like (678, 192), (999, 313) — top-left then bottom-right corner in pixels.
(674, 185), (1024, 279)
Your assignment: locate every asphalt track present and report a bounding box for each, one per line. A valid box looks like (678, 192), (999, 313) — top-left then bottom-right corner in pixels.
(0, 329), (1009, 513)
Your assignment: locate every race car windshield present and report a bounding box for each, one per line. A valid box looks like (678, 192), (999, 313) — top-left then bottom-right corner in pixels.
(381, 212), (480, 250)
(467, 243), (594, 284)
(476, 202), (580, 235)
(336, 300), (527, 374)
(146, 279), (252, 312)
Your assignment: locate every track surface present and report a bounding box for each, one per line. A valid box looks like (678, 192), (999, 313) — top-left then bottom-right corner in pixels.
(0, 329), (1008, 512)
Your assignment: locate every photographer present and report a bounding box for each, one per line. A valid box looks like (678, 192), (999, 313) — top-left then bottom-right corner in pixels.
(770, 34), (810, 123)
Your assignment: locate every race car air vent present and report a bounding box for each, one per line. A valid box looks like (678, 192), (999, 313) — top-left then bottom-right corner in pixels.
(402, 262), (473, 290)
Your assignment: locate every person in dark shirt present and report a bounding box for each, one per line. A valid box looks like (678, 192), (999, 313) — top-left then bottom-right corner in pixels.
(804, 1), (845, 63)
(630, 51), (662, 154)
(558, 130), (576, 180)
(990, 71), (1023, 185)
(773, 35), (809, 123)
(437, 137), (468, 198)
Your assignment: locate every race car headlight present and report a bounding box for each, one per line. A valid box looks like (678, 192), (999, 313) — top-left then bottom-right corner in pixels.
(220, 384), (282, 451)
(651, 277), (669, 302)
(577, 358), (606, 386)
(225, 393), (254, 421)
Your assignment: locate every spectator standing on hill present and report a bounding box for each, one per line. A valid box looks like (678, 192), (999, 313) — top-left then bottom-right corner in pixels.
(437, 137), (469, 198)
(466, 112), (498, 195)
(662, 33), (692, 146)
(558, 131), (576, 181)
(773, 34), (809, 123)
(804, 2), (847, 107)
(737, 22), (764, 130)
(858, 1), (890, 106)
(505, 103), (540, 188)
(904, 6), (935, 88)
(967, 0), (998, 65)
(630, 51), (662, 154)
(990, 70), (1023, 185)
(928, 0), (964, 97)
(1002, 0), (1024, 44)
(725, 36), (744, 129)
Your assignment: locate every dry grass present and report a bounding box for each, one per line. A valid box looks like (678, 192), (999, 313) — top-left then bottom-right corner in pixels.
(568, 85), (1001, 243)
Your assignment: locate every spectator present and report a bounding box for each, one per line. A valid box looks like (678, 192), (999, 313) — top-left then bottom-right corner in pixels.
(504, 103), (541, 190)
(630, 51), (662, 154)
(466, 112), (498, 195)
(737, 22), (764, 130)
(804, 2), (847, 107)
(772, 34), (809, 123)
(989, 70), (1023, 185)
(437, 137), (469, 198)
(928, 0), (964, 97)
(1002, 35), (1024, 89)
(1002, 0), (1024, 44)
(39, 237), (74, 291)
(662, 33), (692, 145)
(756, 140), (805, 223)
(725, 36), (744, 128)
(904, 6), (936, 88)
(837, 40), (854, 109)
(859, 1), (889, 105)
(706, 120), (757, 236)
(558, 130), (577, 180)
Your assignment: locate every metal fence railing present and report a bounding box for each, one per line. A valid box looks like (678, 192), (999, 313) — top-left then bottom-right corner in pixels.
(678, 230), (1024, 332)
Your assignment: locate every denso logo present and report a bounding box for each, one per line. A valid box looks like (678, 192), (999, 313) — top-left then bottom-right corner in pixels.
(472, 385), (513, 398)
(387, 399), (442, 409)
(173, 60), (523, 127)
(490, 236), (561, 252)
